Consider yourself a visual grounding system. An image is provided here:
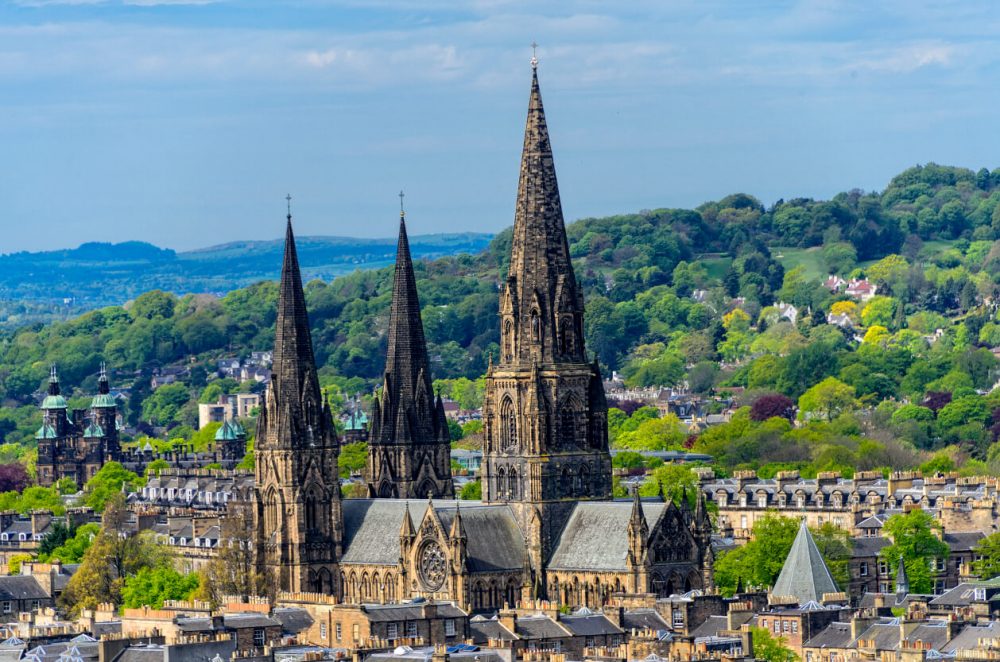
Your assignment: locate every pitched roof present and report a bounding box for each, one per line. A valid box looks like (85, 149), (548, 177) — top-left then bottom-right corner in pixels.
(771, 520), (839, 603)
(341, 500), (526, 572)
(0, 576), (50, 601)
(548, 501), (665, 571)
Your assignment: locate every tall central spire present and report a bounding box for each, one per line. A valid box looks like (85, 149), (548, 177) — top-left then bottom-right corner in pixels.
(502, 63), (585, 365)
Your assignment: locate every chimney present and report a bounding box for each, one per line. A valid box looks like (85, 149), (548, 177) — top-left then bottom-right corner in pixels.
(498, 609), (517, 634)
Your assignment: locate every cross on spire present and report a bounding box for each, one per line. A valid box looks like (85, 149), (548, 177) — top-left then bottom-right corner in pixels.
(530, 41), (538, 69)
(399, 190), (405, 218)
(286, 193), (292, 221)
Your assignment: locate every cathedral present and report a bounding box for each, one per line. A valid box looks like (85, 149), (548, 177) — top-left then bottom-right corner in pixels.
(250, 60), (714, 611)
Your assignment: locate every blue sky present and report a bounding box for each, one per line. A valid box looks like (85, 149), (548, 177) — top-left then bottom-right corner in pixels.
(2, 0), (999, 252)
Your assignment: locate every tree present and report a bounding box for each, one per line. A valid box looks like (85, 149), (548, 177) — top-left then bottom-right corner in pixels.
(40, 523), (99, 563)
(641, 465), (698, 507)
(973, 532), (1000, 580)
(122, 566), (199, 609)
(459, 481), (482, 500)
(55, 477), (79, 495)
(879, 510), (949, 594)
(0, 463), (30, 493)
(714, 514), (800, 595)
(338, 442), (367, 478)
(750, 394), (795, 422)
(60, 494), (171, 614)
(140, 382), (191, 425)
(798, 377), (857, 421)
(196, 510), (263, 605)
(861, 297), (897, 329)
(83, 462), (143, 512)
(750, 627), (798, 662)
(615, 414), (687, 451)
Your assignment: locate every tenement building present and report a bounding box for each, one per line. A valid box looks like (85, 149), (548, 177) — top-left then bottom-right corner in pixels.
(248, 59), (714, 610)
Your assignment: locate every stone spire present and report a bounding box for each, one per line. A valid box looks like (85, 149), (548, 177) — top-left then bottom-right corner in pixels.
(895, 556), (910, 597)
(771, 520), (838, 604)
(502, 63), (585, 365)
(253, 207), (342, 596)
(366, 210), (453, 499)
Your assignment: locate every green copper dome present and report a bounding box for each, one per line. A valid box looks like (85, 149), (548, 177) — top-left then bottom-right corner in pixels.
(90, 393), (117, 408)
(35, 424), (57, 440)
(344, 409), (368, 431)
(83, 422), (104, 438)
(41, 394), (68, 410)
(214, 421), (241, 441)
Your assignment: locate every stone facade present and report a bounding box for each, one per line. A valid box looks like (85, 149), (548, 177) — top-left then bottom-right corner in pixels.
(481, 61), (613, 581)
(252, 215), (343, 595)
(366, 215), (453, 499)
(35, 366), (121, 488)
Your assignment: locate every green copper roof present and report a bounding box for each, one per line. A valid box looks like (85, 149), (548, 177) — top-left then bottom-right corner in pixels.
(91, 393), (117, 408)
(35, 424), (57, 440)
(83, 422), (104, 438)
(215, 421), (241, 441)
(344, 410), (368, 431)
(41, 394), (67, 410)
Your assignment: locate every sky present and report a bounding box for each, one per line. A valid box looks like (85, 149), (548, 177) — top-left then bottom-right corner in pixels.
(2, 0), (1000, 252)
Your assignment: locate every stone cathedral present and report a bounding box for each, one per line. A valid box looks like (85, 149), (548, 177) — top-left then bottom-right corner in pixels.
(251, 61), (713, 611)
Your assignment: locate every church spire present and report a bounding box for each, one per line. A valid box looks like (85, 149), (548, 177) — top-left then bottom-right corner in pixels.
(503, 59), (585, 365)
(365, 201), (454, 499)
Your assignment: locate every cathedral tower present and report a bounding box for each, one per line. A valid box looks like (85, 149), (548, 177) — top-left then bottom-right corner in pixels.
(366, 210), (454, 499)
(481, 59), (612, 577)
(253, 209), (342, 596)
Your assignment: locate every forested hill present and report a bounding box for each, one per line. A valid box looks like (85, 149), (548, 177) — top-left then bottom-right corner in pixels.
(0, 232), (493, 308)
(1, 163), (999, 463)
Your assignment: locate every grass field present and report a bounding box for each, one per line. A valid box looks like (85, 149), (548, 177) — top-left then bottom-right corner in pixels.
(771, 246), (827, 280)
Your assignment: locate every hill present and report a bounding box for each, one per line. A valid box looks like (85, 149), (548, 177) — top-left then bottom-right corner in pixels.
(0, 232), (494, 317)
(0, 162), (998, 478)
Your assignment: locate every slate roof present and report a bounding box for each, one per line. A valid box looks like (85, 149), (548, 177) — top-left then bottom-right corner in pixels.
(559, 611), (623, 637)
(513, 615), (571, 640)
(548, 501), (665, 571)
(0, 576), (50, 601)
(468, 617), (516, 644)
(688, 616), (728, 639)
(622, 609), (670, 632)
(223, 613), (280, 629)
(942, 621), (1000, 653)
(943, 531), (985, 552)
(341, 501), (526, 572)
(772, 521), (839, 603)
(272, 607), (314, 634)
(804, 622), (853, 649)
(851, 537), (890, 558)
(360, 603), (466, 623)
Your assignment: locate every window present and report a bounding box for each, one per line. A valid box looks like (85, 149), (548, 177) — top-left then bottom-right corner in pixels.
(320, 623), (327, 640)
(672, 611), (684, 627)
(444, 620), (456, 637)
(740, 515), (748, 530)
(353, 624), (360, 642)
(335, 623), (342, 641)
(791, 621), (798, 634)
(406, 621), (418, 638)
(387, 623), (399, 640)
(782, 620), (790, 633)
(878, 561), (888, 575)
(253, 628), (265, 647)
(758, 495), (767, 508)
(860, 562), (869, 577)
(585, 637), (595, 649)
(934, 580), (945, 595)
(2, 602), (10, 614)
(773, 620), (780, 633)
(974, 588), (987, 601)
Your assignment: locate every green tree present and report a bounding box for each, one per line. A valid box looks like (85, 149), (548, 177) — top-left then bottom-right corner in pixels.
(615, 414), (687, 451)
(338, 442), (367, 478)
(972, 532), (1000, 580)
(798, 377), (856, 422)
(459, 481), (482, 500)
(714, 514), (800, 595)
(41, 523), (100, 563)
(83, 462), (143, 512)
(141, 382), (191, 425)
(640, 465), (698, 507)
(879, 510), (949, 594)
(121, 566), (200, 609)
(751, 627), (798, 662)
(60, 494), (172, 615)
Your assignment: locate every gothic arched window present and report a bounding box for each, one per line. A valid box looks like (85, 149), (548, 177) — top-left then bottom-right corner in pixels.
(508, 467), (519, 500)
(561, 466), (574, 494)
(497, 466), (507, 499)
(500, 398), (517, 451)
(579, 464), (591, 496)
(559, 317), (574, 355)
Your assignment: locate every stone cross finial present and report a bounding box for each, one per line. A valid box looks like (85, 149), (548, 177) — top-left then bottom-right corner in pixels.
(286, 193), (292, 220)
(530, 41), (538, 69)
(399, 190), (406, 218)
